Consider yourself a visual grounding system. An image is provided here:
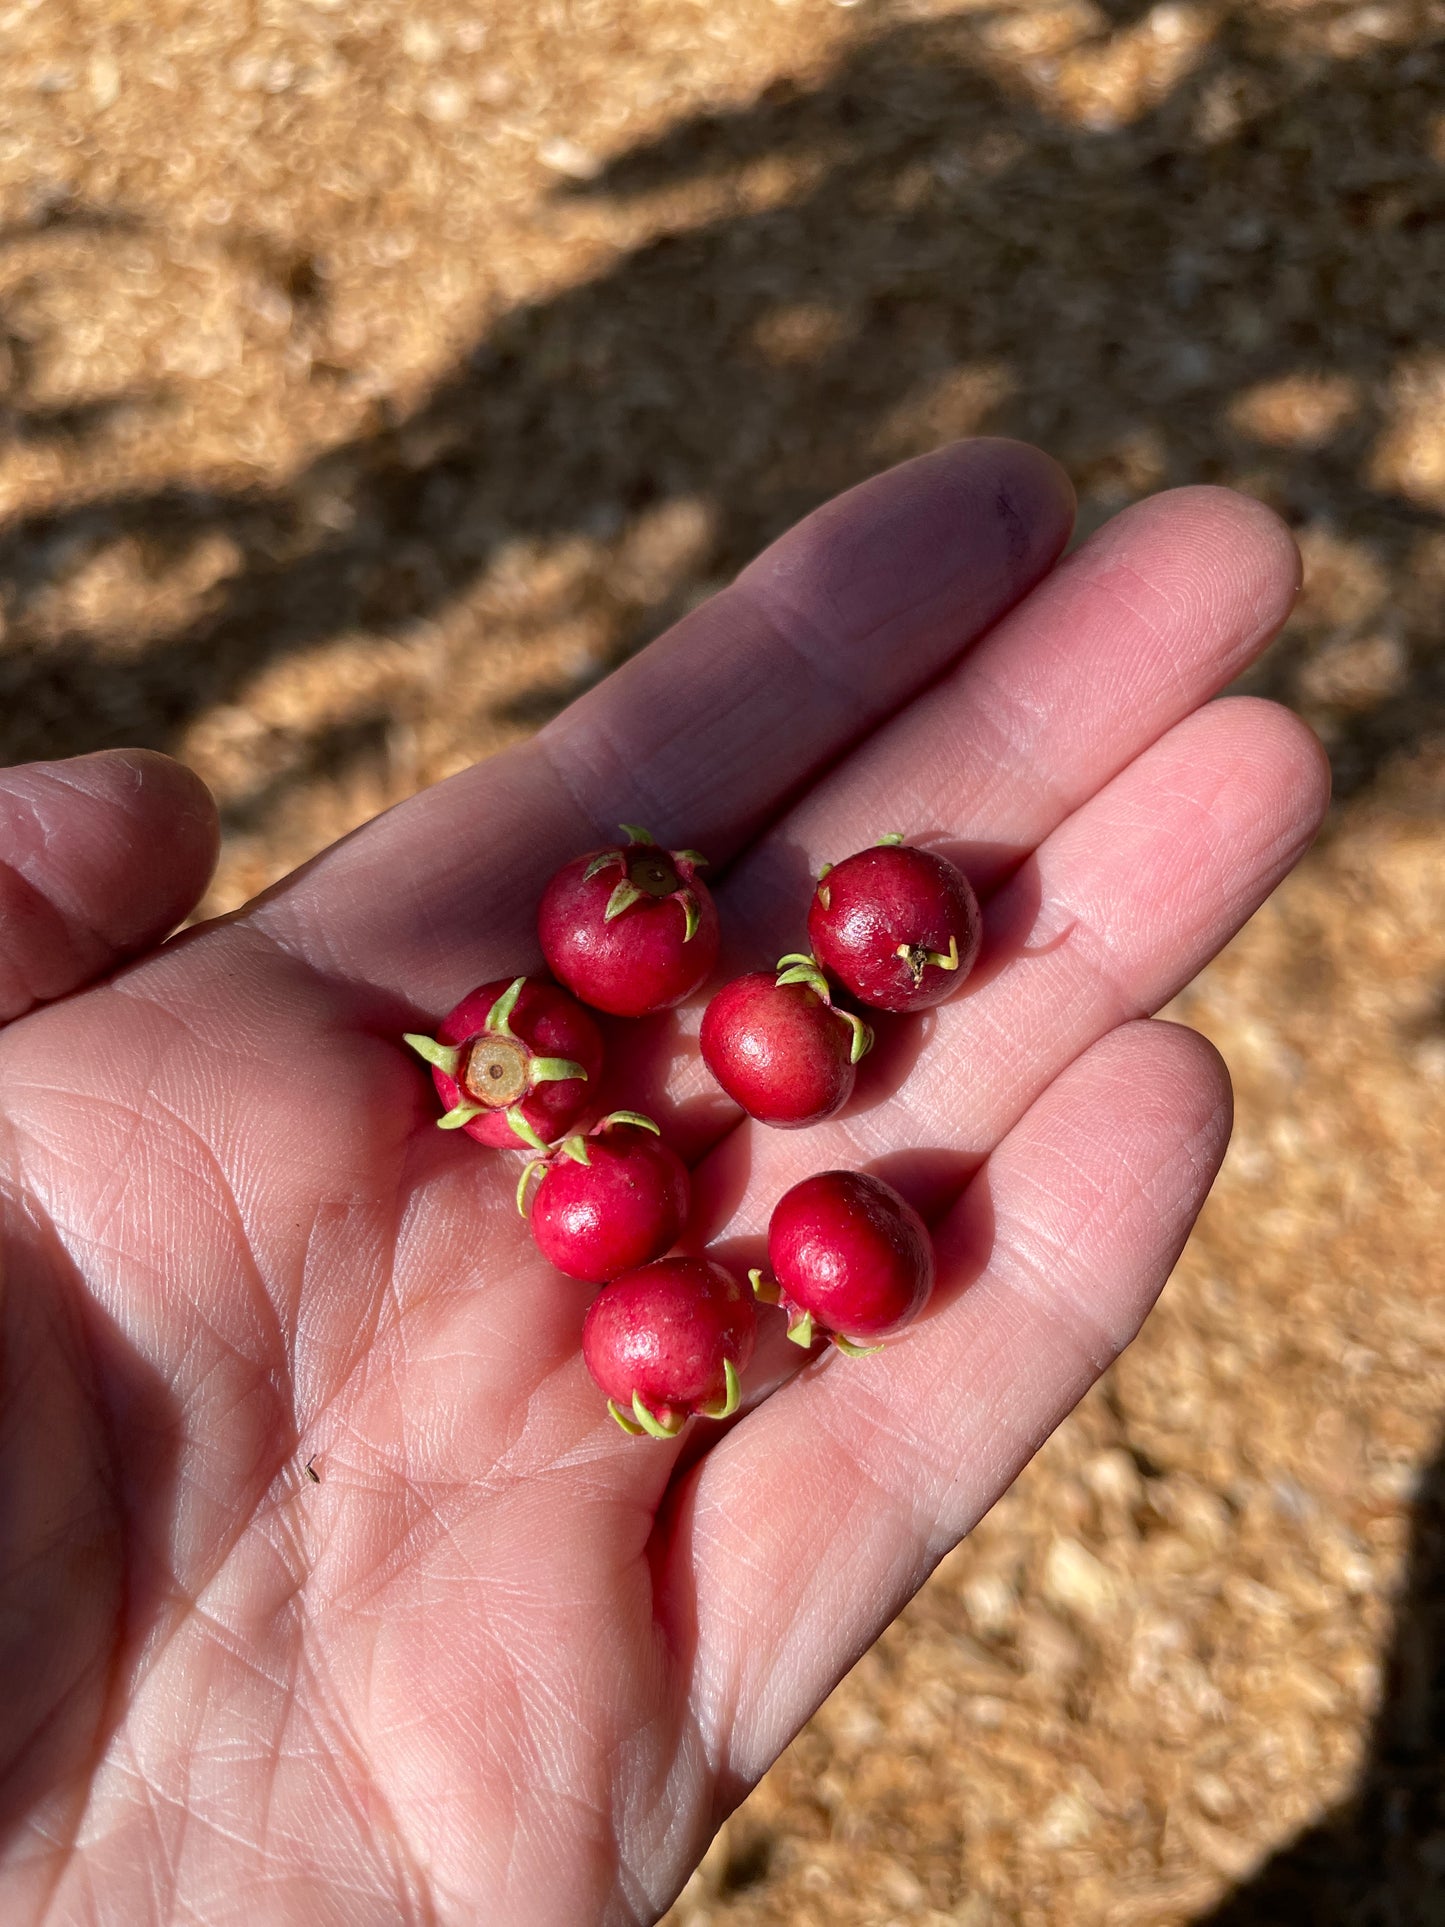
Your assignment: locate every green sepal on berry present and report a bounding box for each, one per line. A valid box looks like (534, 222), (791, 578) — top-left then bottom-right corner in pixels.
(529, 1056), (588, 1084)
(771, 954), (874, 1063)
(629, 1391), (686, 1439)
(485, 977), (525, 1035)
(895, 932), (960, 986)
(516, 1158), (548, 1216)
(775, 952), (831, 996)
(539, 828), (720, 1016)
(749, 1268), (780, 1305)
(605, 1393), (689, 1439)
(593, 827), (707, 943)
(557, 1109), (661, 1170)
(750, 1267), (882, 1356)
(604, 877), (647, 921)
(504, 1109), (551, 1153)
(403, 1033), (462, 1076)
(697, 1356), (741, 1421)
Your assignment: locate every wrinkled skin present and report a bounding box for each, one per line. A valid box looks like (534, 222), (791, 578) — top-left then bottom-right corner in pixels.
(0, 441), (1326, 1926)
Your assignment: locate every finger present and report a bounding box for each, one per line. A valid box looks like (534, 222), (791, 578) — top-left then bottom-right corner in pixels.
(538, 438), (1073, 846)
(667, 1017), (1232, 1785)
(252, 440), (1073, 997)
(619, 487), (1306, 1153)
(726, 483), (1301, 927)
(701, 696), (1328, 1229)
(0, 750), (219, 1023)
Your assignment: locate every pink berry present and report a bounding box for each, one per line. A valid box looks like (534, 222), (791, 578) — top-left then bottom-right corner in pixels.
(538, 825), (719, 1017)
(699, 954), (873, 1129)
(584, 1256), (757, 1437)
(807, 837), (981, 1014)
(520, 1112), (691, 1282)
(403, 976), (603, 1152)
(755, 1169), (934, 1351)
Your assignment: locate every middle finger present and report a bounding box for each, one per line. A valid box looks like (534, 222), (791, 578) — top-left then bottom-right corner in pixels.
(699, 693), (1327, 1244)
(637, 484), (1301, 1152)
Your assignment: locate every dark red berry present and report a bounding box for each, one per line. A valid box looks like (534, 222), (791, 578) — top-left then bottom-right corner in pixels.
(584, 1256), (756, 1437)
(404, 976), (603, 1152)
(699, 954), (872, 1129)
(807, 837), (981, 1014)
(520, 1111), (690, 1282)
(538, 825), (719, 1017)
(755, 1169), (934, 1350)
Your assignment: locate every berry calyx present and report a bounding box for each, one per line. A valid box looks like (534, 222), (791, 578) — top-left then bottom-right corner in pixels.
(699, 953), (872, 1129)
(403, 976), (603, 1151)
(518, 1111), (691, 1282)
(538, 826), (720, 1017)
(582, 1256), (757, 1437)
(752, 1169), (934, 1350)
(807, 837), (981, 1014)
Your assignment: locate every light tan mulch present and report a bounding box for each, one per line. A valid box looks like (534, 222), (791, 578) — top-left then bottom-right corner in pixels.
(1, 3), (1441, 1921)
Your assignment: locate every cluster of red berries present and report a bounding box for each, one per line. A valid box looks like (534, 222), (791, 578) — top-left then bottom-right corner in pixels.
(404, 827), (980, 1439)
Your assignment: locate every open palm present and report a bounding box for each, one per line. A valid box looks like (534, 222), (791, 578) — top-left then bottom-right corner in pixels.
(0, 442), (1325, 1925)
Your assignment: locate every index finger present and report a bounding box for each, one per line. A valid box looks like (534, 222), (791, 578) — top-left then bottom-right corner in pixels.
(254, 440), (1072, 997)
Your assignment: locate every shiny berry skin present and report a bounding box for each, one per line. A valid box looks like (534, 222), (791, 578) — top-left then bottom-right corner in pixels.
(699, 955), (873, 1129)
(521, 1113), (690, 1282)
(758, 1169), (934, 1348)
(403, 976), (603, 1152)
(583, 1257), (756, 1437)
(807, 840), (980, 1014)
(538, 826), (719, 1017)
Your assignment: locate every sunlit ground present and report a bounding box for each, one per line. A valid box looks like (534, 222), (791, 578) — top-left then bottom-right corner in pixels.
(1, 3), (1442, 1920)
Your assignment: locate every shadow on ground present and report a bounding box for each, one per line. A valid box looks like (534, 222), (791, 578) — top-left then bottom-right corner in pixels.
(1, 9), (1444, 1917)
(1202, 1425), (1445, 1924)
(0, 7), (1440, 820)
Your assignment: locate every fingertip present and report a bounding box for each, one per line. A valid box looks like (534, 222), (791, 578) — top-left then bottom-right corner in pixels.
(961, 435), (1078, 546)
(0, 750), (221, 1019)
(738, 435), (1077, 648)
(49, 749), (221, 943)
(1204, 694), (1333, 850)
(64, 745), (218, 817)
(1112, 1016), (1235, 1165)
(1044, 1015), (1232, 1163)
(924, 434), (1078, 558)
(1114, 484), (1303, 649)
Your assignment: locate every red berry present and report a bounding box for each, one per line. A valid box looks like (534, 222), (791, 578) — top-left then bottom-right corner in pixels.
(538, 825), (719, 1017)
(521, 1112), (691, 1282)
(756, 1169), (934, 1350)
(807, 837), (981, 1014)
(403, 976), (603, 1152)
(583, 1256), (757, 1437)
(699, 954), (873, 1129)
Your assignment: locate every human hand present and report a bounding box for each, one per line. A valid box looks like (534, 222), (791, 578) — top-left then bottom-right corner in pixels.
(0, 441), (1325, 1924)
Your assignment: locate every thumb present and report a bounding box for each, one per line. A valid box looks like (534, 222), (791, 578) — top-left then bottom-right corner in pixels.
(0, 749), (219, 1023)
